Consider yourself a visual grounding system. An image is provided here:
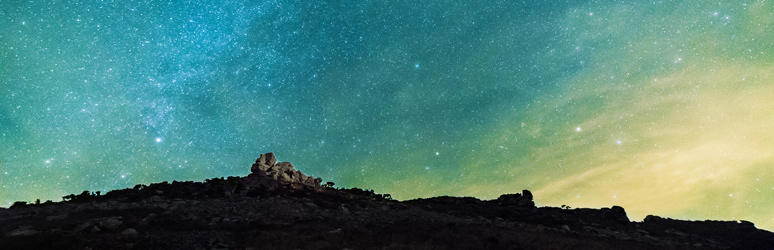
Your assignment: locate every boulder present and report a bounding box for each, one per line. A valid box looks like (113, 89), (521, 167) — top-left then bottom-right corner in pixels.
(98, 217), (123, 230)
(607, 206), (629, 223)
(251, 153), (277, 173)
(121, 228), (139, 237)
(303, 176), (314, 186)
(279, 172), (292, 182)
(519, 190), (535, 207)
(522, 190), (533, 201)
(274, 162), (294, 171)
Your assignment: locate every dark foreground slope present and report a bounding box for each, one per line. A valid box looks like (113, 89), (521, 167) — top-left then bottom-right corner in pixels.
(2, 153), (772, 250)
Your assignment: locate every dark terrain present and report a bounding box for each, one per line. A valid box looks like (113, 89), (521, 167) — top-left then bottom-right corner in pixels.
(2, 153), (773, 250)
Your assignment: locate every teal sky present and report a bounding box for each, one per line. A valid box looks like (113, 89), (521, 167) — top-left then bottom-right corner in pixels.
(2, 1), (774, 230)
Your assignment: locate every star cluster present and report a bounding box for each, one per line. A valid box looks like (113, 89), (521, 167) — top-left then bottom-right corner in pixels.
(2, 1), (774, 230)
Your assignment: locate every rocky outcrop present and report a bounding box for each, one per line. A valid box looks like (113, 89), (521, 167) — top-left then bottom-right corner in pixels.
(605, 205), (629, 224)
(494, 190), (535, 207)
(241, 152), (322, 193)
(250, 152), (277, 173)
(640, 215), (770, 249)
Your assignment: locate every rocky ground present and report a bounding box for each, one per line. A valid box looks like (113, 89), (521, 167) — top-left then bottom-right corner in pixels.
(2, 153), (773, 250)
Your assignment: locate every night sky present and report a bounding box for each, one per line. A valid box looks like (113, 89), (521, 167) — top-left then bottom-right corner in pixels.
(3, 1), (774, 230)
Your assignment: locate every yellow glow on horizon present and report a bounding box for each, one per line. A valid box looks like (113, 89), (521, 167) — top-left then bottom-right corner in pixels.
(531, 63), (774, 229)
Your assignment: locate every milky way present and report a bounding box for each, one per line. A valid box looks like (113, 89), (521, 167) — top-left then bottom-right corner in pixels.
(2, 1), (774, 230)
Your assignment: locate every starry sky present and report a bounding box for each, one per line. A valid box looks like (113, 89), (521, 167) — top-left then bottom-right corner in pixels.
(2, 0), (774, 229)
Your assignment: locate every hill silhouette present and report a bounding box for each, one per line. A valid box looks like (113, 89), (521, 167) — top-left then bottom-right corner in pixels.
(2, 153), (772, 249)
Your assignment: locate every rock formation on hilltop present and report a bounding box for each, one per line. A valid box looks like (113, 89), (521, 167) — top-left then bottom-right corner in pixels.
(240, 152), (322, 193)
(1, 152), (773, 250)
